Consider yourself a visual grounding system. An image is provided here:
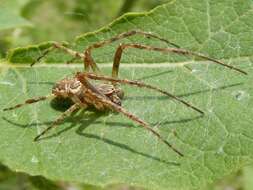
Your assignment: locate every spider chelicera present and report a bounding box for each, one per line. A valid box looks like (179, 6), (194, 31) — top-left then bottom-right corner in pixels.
(3, 30), (247, 157)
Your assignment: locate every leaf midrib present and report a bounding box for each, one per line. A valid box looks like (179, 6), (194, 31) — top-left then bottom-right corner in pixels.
(0, 54), (252, 69)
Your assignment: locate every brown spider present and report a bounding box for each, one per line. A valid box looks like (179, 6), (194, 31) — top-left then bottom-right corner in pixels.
(3, 71), (205, 157)
(3, 30), (247, 157)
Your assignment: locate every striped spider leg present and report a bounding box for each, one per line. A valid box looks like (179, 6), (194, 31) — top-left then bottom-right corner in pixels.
(30, 30), (181, 72)
(111, 43), (247, 78)
(34, 30), (247, 75)
(3, 95), (55, 111)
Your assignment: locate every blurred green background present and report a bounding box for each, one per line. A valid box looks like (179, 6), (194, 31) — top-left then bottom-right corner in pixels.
(0, 0), (253, 189)
(1, 163), (253, 190)
(0, 0), (168, 58)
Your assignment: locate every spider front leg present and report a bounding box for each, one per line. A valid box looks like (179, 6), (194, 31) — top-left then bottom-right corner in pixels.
(30, 43), (85, 67)
(34, 103), (81, 141)
(83, 30), (180, 74)
(76, 73), (184, 157)
(3, 94), (55, 111)
(85, 30), (180, 54)
(84, 49), (101, 73)
(32, 30), (180, 72)
(112, 43), (247, 77)
(30, 43), (100, 73)
(45, 43), (101, 73)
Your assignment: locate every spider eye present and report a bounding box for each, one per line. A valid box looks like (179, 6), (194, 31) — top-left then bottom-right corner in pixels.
(70, 81), (81, 89)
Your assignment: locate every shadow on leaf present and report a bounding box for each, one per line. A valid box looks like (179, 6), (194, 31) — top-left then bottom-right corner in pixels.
(2, 109), (203, 166)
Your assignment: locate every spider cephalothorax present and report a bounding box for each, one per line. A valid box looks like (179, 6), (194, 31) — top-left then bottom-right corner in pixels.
(52, 78), (82, 98)
(3, 30), (247, 157)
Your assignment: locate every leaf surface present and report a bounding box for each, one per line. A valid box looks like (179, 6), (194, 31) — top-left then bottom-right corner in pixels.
(1, 0), (253, 190)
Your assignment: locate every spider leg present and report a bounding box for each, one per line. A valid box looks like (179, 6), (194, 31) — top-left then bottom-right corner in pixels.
(30, 46), (55, 66)
(31, 43), (85, 67)
(52, 43), (101, 72)
(83, 30), (180, 74)
(84, 49), (101, 72)
(105, 99), (184, 157)
(34, 103), (81, 141)
(66, 57), (78, 64)
(85, 30), (180, 52)
(76, 73), (183, 156)
(81, 72), (204, 115)
(112, 43), (247, 77)
(32, 30), (180, 71)
(31, 42), (101, 73)
(3, 94), (55, 111)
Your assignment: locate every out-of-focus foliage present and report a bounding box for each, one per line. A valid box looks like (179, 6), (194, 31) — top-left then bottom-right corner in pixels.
(20, 0), (123, 43)
(0, 164), (145, 190)
(116, 0), (170, 16)
(0, 0), (31, 57)
(0, 164), (62, 190)
(0, 0), (170, 58)
(132, 0), (171, 11)
(0, 0), (30, 30)
(2, 162), (253, 190)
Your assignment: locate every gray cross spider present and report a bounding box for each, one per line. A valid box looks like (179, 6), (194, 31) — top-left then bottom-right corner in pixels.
(3, 30), (247, 157)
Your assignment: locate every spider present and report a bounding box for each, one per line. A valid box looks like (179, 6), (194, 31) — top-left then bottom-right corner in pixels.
(3, 30), (247, 157)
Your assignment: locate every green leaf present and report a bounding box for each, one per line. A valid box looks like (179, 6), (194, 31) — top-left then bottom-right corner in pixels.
(0, 0), (31, 30)
(1, 0), (253, 190)
(243, 165), (253, 190)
